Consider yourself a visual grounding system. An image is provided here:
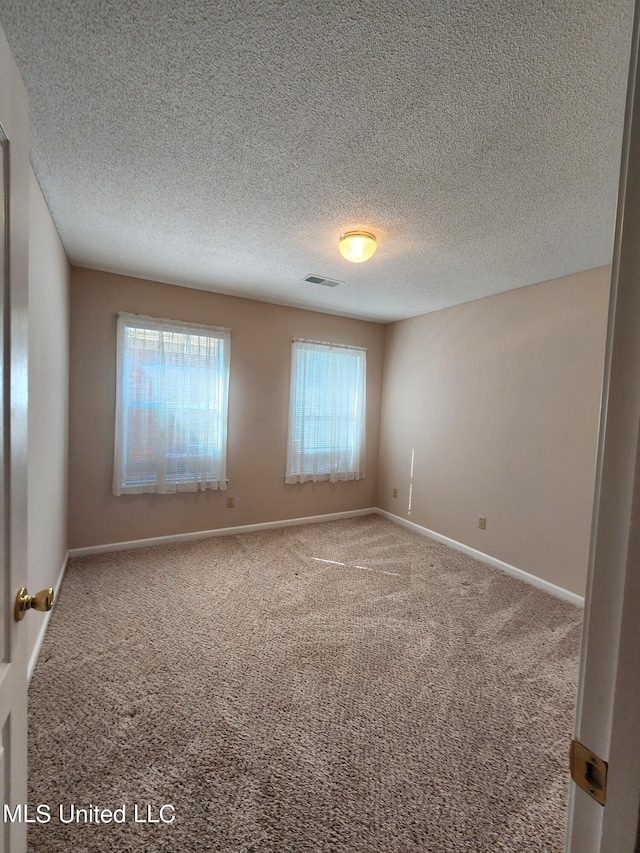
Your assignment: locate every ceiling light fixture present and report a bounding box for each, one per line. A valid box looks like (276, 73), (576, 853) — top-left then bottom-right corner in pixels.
(338, 231), (377, 263)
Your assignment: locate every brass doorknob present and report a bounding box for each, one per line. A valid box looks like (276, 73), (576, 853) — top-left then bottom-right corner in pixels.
(15, 587), (54, 621)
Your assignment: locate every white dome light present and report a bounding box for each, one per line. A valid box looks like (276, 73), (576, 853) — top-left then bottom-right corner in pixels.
(338, 231), (377, 263)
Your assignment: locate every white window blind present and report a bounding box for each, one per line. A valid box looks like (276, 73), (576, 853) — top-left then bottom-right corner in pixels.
(113, 313), (230, 495)
(285, 339), (366, 484)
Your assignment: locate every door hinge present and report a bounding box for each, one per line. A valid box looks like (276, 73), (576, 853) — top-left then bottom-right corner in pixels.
(570, 739), (608, 806)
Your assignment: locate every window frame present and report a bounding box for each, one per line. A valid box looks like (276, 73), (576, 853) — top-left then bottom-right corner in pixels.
(285, 338), (366, 484)
(113, 312), (231, 495)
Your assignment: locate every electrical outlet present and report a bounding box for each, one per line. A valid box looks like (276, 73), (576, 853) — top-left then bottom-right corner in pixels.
(227, 497), (235, 508)
(392, 488), (398, 499)
(478, 516), (486, 530)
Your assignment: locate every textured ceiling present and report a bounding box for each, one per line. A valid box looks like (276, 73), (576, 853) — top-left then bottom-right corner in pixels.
(0, 0), (634, 322)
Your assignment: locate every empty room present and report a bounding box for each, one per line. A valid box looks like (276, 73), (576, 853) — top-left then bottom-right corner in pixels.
(1, 1), (640, 852)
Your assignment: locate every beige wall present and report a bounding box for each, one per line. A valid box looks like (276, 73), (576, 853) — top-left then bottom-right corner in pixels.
(68, 268), (384, 548)
(376, 267), (610, 596)
(69, 264), (608, 593)
(28, 169), (70, 660)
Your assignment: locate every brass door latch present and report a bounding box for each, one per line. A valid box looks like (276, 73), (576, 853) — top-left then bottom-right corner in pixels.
(570, 739), (608, 806)
(14, 587), (54, 621)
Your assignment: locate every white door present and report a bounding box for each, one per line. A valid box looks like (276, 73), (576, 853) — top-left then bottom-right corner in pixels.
(565, 4), (640, 851)
(0, 22), (31, 853)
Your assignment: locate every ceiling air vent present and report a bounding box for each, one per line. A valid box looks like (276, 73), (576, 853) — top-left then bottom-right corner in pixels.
(303, 274), (343, 288)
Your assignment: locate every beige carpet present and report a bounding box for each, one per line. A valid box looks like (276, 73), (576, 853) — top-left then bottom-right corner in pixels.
(28, 514), (581, 852)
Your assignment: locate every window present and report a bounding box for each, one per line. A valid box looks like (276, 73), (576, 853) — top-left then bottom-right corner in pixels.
(285, 339), (366, 484)
(113, 313), (230, 495)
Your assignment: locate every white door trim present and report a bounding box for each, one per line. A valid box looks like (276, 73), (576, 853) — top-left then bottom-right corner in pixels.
(565, 4), (640, 850)
(0, 20), (31, 853)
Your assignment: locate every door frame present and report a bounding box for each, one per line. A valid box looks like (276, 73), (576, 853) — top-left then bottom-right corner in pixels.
(565, 3), (640, 851)
(0, 20), (30, 853)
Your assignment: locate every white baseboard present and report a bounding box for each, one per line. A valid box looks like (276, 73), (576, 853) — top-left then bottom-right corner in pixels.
(68, 508), (378, 558)
(67, 506), (583, 606)
(375, 509), (584, 607)
(34, 510), (580, 679)
(28, 550), (69, 682)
